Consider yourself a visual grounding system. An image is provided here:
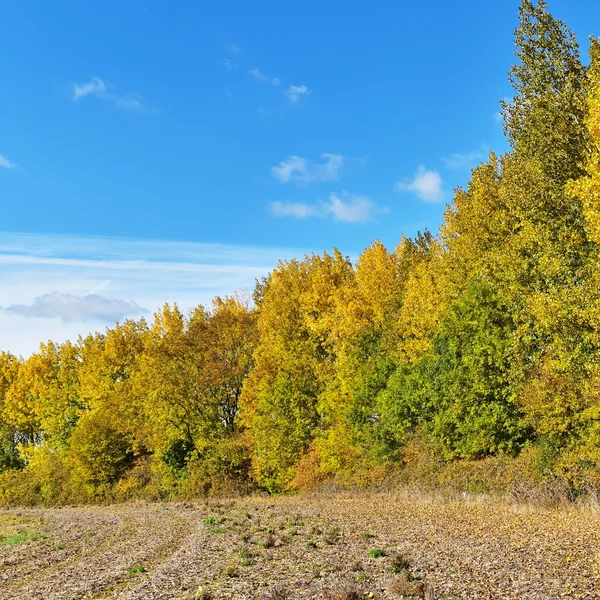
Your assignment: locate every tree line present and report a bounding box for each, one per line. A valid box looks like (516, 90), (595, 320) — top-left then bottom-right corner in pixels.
(3, 1), (600, 503)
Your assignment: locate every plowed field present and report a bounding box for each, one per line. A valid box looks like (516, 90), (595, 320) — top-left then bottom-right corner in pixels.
(1, 493), (598, 599)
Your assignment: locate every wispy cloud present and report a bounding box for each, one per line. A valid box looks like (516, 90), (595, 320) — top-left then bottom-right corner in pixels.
(395, 166), (444, 202)
(271, 192), (386, 223)
(258, 107), (283, 118)
(271, 201), (322, 219)
(328, 193), (384, 222)
(4, 292), (147, 323)
(272, 154), (344, 184)
(0, 232), (311, 356)
(0, 154), (15, 169)
(227, 43), (243, 54)
(443, 148), (487, 169)
(72, 77), (107, 101)
(71, 77), (149, 111)
(285, 84), (310, 104)
(249, 68), (280, 86)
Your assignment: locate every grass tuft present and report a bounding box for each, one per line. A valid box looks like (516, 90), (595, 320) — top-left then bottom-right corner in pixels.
(324, 525), (342, 545)
(127, 564), (147, 575)
(208, 527), (227, 534)
(222, 564), (239, 578)
(0, 530), (48, 546)
(390, 552), (411, 574)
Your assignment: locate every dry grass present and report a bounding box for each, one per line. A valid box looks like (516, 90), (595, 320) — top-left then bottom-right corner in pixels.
(389, 572), (425, 598)
(0, 491), (598, 599)
(324, 587), (362, 600)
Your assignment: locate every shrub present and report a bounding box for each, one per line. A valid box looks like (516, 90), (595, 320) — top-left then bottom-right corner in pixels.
(0, 446), (80, 506)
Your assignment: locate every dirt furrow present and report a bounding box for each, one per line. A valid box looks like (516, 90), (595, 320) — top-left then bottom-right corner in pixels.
(1, 494), (598, 600)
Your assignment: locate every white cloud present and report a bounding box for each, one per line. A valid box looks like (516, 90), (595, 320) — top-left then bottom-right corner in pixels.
(443, 148), (486, 169)
(249, 68), (280, 86)
(272, 153), (344, 184)
(271, 192), (386, 223)
(327, 193), (383, 223)
(395, 166), (444, 202)
(258, 107), (283, 118)
(72, 76), (107, 101)
(71, 77), (149, 111)
(0, 232), (312, 357)
(0, 154), (15, 169)
(285, 84), (310, 104)
(228, 43), (242, 54)
(114, 95), (146, 111)
(4, 292), (147, 322)
(271, 201), (323, 219)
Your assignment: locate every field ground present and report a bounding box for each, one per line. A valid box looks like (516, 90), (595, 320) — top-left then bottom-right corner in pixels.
(0, 492), (598, 599)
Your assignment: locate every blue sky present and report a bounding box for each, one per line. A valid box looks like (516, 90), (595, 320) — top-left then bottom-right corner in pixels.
(1, 0), (599, 355)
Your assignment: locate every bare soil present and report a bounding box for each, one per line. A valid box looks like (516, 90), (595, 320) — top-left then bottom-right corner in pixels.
(0, 492), (598, 599)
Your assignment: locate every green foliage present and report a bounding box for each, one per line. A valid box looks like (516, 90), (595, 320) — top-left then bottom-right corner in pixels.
(161, 438), (194, 472)
(0, 530), (48, 545)
(127, 564), (147, 575)
(0, 426), (25, 473)
(208, 527), (228, 535)
(251, 366), (321, 492)
(427, 281), (527, 459)
(381, 282), (528, 461)
(346, 353), (398, 461)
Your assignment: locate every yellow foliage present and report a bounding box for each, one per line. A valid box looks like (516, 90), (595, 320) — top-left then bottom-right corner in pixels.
(395, 240), (450, 362)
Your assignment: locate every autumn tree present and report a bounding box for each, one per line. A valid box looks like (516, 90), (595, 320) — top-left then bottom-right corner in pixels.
(243, 253), (353, 491)
(69, 320), (148, 489)
(0, 352), (24, 471)
(492, 4), (597, 459)
(312, 241), (414, 482)
(394, 232), (451, 363)
(133, 298), (255, 490)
